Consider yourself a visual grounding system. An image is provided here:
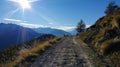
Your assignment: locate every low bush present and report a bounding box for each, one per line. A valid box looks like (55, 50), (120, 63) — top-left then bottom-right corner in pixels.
(108, 51), (120, 67)
(100, 39), (120, 55)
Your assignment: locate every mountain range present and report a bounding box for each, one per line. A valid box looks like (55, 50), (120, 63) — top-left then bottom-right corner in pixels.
(68, 29), (77, 35)
(0, 23), (72, 50)
(0, 23), (40, 50)
(32, 27), (71, 36)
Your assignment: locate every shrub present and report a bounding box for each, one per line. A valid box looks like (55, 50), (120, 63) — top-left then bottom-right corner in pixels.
(108, 51), (120, 67)
(100, 39), (120, 55)
(0, 45), (18, 64)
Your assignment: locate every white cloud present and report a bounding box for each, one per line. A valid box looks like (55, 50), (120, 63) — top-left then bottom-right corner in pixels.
(2, 18), (77, 31)
(57, 25), (91, 31)
(19, 22), (48, 28)
(9, 0), (40, 3)
(29, 0), (40, 2)
(3, 18), (22, 22)
(3, 18), (48, 28)
(57, 24), (91, 31)
(55, 26), (76, 31)
(86, 25), (91, 28)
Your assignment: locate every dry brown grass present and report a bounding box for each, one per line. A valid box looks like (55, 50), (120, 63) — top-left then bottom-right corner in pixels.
(77, 8), (120, 67)
(78, 32), (87, 41)
(100, 39), (120, 55)
(1, 37), (60, 67)
(107, 51), (120, 67)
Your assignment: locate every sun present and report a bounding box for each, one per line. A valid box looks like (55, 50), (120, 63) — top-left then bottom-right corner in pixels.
(9, 0), (31, 10)
(17, 0), (31, 9)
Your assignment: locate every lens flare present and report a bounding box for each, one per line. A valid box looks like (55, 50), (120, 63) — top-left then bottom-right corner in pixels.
(18, 0), (31, 9)
(9, 0), (31, 10)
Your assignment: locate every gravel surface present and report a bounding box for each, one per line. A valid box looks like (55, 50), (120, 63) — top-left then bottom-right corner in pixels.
(30, 36), (94, 67)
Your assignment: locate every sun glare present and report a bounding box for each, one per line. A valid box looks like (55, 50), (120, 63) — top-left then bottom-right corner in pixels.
(10, 0), (31, 10)
(18, 0), (31, 9)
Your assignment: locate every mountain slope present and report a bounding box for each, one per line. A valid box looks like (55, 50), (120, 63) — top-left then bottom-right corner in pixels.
(83, 8), (120, 54)
(0, 23), (40, 50)
(78, 8), (120, 66)
(68, 29), (77, 35)
(0, 34), (57, 67)
(32, 27), (71, 36)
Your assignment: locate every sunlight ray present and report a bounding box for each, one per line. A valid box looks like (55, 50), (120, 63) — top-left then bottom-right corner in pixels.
(9, 0), (31, 10)
(30, 9), (60, 26)
(2, 8), (19, 18)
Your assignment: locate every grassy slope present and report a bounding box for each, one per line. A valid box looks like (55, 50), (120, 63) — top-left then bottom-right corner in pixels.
(0, 35), (62, 67)
(78, 8), (120, 67)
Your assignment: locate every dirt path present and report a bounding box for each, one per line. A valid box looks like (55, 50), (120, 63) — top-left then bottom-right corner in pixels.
(30, 36), (94, 67)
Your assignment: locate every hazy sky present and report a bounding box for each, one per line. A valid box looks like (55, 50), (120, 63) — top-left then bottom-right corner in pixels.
(0, 0), (120, 31)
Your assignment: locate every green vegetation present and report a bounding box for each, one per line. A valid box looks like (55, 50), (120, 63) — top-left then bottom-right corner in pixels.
(77, 2), (120, 67)
(76, 19), (86, 33)
(0, 45), (19, 64)
(105, 1), (119, 15)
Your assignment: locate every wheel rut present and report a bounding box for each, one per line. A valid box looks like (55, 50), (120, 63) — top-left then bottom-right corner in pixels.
(30, 37), (94, 67)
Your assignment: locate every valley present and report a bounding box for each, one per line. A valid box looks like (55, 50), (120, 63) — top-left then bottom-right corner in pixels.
(0, 1), (120, 67)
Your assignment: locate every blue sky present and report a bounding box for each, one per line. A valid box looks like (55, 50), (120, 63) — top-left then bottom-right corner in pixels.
(0, 0), (120, 31)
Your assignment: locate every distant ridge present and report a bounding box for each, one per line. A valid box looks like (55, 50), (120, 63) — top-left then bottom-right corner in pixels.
(32, 27), (71, 36)
(0, 23), (40, 50)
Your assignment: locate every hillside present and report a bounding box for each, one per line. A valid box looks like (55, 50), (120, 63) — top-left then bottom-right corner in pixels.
(32, 27), (71, 36)
(78, 8), (120, 66)
(0, 23), (40, 50)
(0, 34), (58, 67)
